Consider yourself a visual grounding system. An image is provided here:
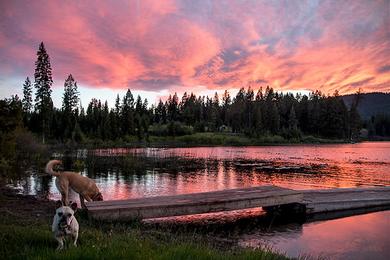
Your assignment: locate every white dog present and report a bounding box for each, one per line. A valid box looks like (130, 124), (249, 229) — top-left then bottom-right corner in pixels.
(52, 201), (79, 250)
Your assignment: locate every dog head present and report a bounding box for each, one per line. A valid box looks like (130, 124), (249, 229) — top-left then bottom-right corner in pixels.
(92, 192), (104, 201)
(55, 200), (77, 229)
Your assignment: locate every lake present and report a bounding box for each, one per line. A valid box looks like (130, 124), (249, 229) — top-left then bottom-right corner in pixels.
(8, 142), (390, 259)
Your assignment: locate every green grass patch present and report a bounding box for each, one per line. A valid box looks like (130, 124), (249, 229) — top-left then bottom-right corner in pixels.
(0, 214), (287, 260)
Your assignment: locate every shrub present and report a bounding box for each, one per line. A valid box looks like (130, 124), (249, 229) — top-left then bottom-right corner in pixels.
(149, 122), (193, 137)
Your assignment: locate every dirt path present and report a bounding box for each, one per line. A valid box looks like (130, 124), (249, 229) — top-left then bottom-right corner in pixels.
(0, 185), (55, 223)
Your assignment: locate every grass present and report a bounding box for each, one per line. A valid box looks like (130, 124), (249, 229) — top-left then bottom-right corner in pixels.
(152, 132), (344, 146)
(73, 132), (346, 149)
(0, 196), (288, 260)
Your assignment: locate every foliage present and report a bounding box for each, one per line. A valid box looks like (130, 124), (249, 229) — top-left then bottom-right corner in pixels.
(366, 113), (390, 137)
(0, 97), (23, 170)
(34, 42), (53, 143)
(22, 77), (33, 114)
(0, 96), (48, 173)
(2, 42), (377, 147)
(10, 83), (368, 144)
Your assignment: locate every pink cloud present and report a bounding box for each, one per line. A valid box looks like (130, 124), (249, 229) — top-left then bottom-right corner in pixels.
(0, 0), (388, 97)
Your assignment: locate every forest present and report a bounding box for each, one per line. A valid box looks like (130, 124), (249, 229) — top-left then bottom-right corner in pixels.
(1, 42), (390, 167)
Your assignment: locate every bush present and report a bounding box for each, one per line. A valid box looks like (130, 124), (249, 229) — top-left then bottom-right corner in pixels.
(280, 127), (302, 140)
(148, 123), (169, 136)
(149, 122), (193, 137)
(15, 129), (48, 161)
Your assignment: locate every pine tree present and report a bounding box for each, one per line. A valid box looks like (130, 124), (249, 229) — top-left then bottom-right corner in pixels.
(61, 74), (80, 140)
(22, 77), (33, 114)
(62, 74), (79, 114)
(221, 90), (231, 125)
(155, 99), (166, 123)
(34, 42), (53, 143)
(348, 89), (363, 141)
(288, 106), (298, 131)
(167, 93), (179, 121)
(115, 94), (121, 115)
(122, 89), (135, 135)
(135, 95), (143, 115)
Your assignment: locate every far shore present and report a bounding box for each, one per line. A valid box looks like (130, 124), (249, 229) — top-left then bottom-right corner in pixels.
(47, 132), (351, 150)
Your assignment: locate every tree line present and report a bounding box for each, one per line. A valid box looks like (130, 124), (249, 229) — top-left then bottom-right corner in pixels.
(4, 42), (389, 148)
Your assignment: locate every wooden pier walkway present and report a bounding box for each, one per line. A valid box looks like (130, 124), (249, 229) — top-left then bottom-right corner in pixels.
(86, 185), (302, 221)
(86, 185), (390, 221)
(303, 186), (390, 214)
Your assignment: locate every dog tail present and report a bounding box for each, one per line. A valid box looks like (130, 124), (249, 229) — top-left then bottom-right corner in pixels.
(45, 160), (61, 176)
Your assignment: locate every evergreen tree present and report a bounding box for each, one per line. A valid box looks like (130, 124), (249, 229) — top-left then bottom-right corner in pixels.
(167, 93), (179, 121)
(348, 89), (363, 140)
(61, 74), (80, 140)
(122, 89), (135, 135)
(115, 94), (121, 114)
(268, 102), (280, 134)
(288, 106), (298, 131)
(22, 77), (33, 114)
(62, 74), (79, 114)
(155, 99), (166, 124)
(221, 90), (231, 125)
(110, 94), (122, 139)
(34, 42), (53, 143)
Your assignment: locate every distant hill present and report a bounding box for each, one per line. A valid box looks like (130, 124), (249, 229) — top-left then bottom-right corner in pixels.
(342, 92), (390, 119)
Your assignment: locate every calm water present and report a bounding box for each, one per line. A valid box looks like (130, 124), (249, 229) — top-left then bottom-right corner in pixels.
(8, 142), (390, 259)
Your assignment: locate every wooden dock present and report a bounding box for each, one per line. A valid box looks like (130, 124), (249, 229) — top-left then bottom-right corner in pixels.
(86, 185), (303, 221)
(303, 186), (390, 214)
(86, 185), (390, 221)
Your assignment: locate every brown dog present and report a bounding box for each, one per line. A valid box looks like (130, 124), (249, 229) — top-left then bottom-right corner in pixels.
(45, 160), (103, 208)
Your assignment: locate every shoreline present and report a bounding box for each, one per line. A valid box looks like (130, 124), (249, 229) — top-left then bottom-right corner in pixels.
(0, 183), (287, 259)
(48, 132), (350, 150)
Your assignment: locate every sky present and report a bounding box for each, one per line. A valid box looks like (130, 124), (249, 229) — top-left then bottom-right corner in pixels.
(0, 0), (389, 107)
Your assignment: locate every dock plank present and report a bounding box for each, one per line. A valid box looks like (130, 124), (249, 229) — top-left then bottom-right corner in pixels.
(303, 186), (390, 214)
(86, 185), (302, 221)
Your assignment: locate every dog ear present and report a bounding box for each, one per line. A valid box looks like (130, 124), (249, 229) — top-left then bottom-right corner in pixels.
(55, 200), (63, 209)
(70, 202), (78, 211)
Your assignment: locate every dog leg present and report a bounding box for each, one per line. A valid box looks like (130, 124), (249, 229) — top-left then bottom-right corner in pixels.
(55, 236), (64, 250)
(84, 195), (92, 202)
(72, 233), (78, 247)
(60, 191), (69, 206)
(79, 194), (86, 209)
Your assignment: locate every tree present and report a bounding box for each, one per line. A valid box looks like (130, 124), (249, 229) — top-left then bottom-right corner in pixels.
(155, 99), (167, 124)
(267, 102), (280, 134)
(348, 89), (363, 140)
(221, 90), (231, 125)
(115, 94), (121, 114)
(34, 42), (53, 143)
(62, 74), (80, 140)
(288, 106), (298, 131)
(121, 89), (135, 135)
(62, 74), (79, 114)
(0, 96), (23, 163)
(167, 93), (179, 121)
(22, 77), (33, 114)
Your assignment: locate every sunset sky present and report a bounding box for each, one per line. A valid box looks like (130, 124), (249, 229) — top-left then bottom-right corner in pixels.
(1, 0), (389, 107)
